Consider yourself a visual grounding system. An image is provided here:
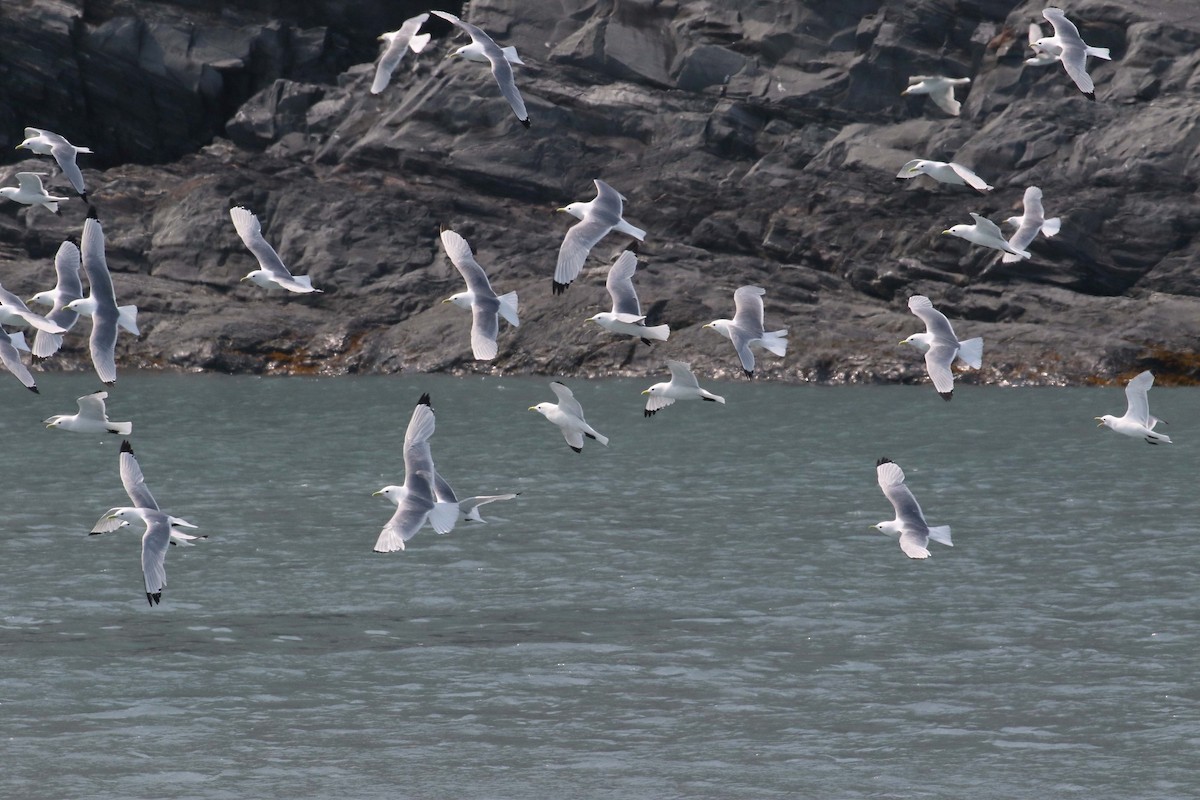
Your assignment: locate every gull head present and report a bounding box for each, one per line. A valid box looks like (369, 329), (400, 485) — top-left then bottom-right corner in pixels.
(703, 319), (732, 337)
(557, 202), (588, 221)
(529, 403), (551, 416)
(64, 297), (96, 316)
(1095, 415), (1114, 428)
(444, 292), (472, 310)
(943, 224), (969, 238)
(27, 290), (53, 307)
(1032, 37), (1063, 57)
(899, 333), (932, 352)
(872, 520), (903, 537)
(44, 415), (65, 429)
(373, 485), (403, 504)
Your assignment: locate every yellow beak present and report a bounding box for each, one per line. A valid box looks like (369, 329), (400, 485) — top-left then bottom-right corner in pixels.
(640, 389), (649, 395)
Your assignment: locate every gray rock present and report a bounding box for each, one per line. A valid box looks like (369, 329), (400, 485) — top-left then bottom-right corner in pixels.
(3, 0), (1200, 388)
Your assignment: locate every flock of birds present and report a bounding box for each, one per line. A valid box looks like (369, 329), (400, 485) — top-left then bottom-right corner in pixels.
(0, 5), (1169, 603)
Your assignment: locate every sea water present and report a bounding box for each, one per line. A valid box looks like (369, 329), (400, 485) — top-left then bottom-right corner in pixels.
(2, 373), (1198, 798)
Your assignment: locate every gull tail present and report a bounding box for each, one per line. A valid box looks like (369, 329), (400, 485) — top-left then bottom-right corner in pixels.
(1001, 244), (1032, 262)
(1041, 217), (1062, 237)
(9, 331), (30, 353)
(956, 337), (984, 370)
(1145, 430), (1173, 444)
(32, 330), (62, 359)
(700, 390), (726, 404)
(498, 290), (520, 327)
(502, 46), (525, 65)
(108, 421), (133, 435)
(584, 427), (609, 447)
(118, 305), (139, 335)
(641, 323), (670, 342)
(1086, 46), (1111, 60)
(614, 219), (646, 241)
(429, 501), (459, 535)
(927, 525), (953, 547)
(409, 32), (432, 54)
(761, 329), (788, 357)
(76, 146), (94, 154)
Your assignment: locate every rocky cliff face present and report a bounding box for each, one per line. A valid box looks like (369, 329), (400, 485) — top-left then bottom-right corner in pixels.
(2, 0), (1199, 387)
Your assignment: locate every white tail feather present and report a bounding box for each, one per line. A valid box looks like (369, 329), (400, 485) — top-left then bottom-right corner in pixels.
(498, 291), (519, 327)
(502, 46), (524, 65)
(641, 324), (670, 341)
(614, 219), (646, 241)
(428, 502), (459, 535)
(1041, 217), (1062, 237)
(117, 305), (139, 335)
(1086, 46), (1111, 60)
(409, 32), (432, 53)
(108, 421), (133, 435)
(32, 330), (62, 358)
(927, 525), (953, 547)
(761, 330), (788, 357)
(956, 337), (984, 370)
(10, 331), (30, 353)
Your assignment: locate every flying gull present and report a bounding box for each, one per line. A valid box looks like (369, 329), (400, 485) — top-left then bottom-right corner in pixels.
(872, 457), (953, 560)
(0, 280), (68, 336)
(371, 13), (431, 94)
(943, 212), (1031, 260)
(0, 172), (68, 214)
(1095, 370), (1172, 444)
(45, 391), (131, 434)
(439, 227), (518, 361)
(230, 206), (322, 294)
(900, 295), (983, 401)
(432, 9), (530, 128)
(0, 329), (37, 392)
(91, 441), (199, 606)
(1034, 7), (1111, 99)
(586, 251), (669, 345)
(16, 127), (92, 200)
(432, 471), (519, 525)
(901, 75), (971, 116)
(703, 285), (788, 378)
(529, 381), (609, 452)
(553, 179), (646, 295)
(373, 393), (459, 552)
(895, 159), (992, 193)
(1002, 186), (1061, 263)
(28, 240), (84, 359)
(66, 212), (140, 385)
(642, 360), (725, 417)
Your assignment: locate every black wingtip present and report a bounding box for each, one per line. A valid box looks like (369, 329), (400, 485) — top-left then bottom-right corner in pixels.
(86, 205), (99, 220)
(521, 118), (531, 129)
(644, 408), (655, 418)
(551, 281), (568, 296)
(584, 432), (596, 440)
(28, 385), (39, 394)
(417, 392), (432, 408)
(743, 369), (754, 379)
(702, 396), (716, 402)
(120, 439), (133, 454)
(876, 457), (894, 467)
(641, 338), (653, 347)
(147, 591), (161, 606)
(569, 445), (582, 453)
(938, 391), (953, 401)
(1084, 91), (1096, 101)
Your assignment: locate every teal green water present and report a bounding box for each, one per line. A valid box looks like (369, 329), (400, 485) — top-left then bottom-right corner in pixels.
(3, 373), (1199, 799)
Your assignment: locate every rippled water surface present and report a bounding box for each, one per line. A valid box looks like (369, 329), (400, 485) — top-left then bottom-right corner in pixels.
(3, 373), (1199, 799)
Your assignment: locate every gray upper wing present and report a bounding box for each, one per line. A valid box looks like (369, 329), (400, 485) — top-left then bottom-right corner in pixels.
(907, 295), (958, 344)
(731, 286), (767, 336)
(120, 443), (159, 510)
(605, 251), (642, 316)
(230, 207), (295, 282)
(441, 229), (497, 299)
